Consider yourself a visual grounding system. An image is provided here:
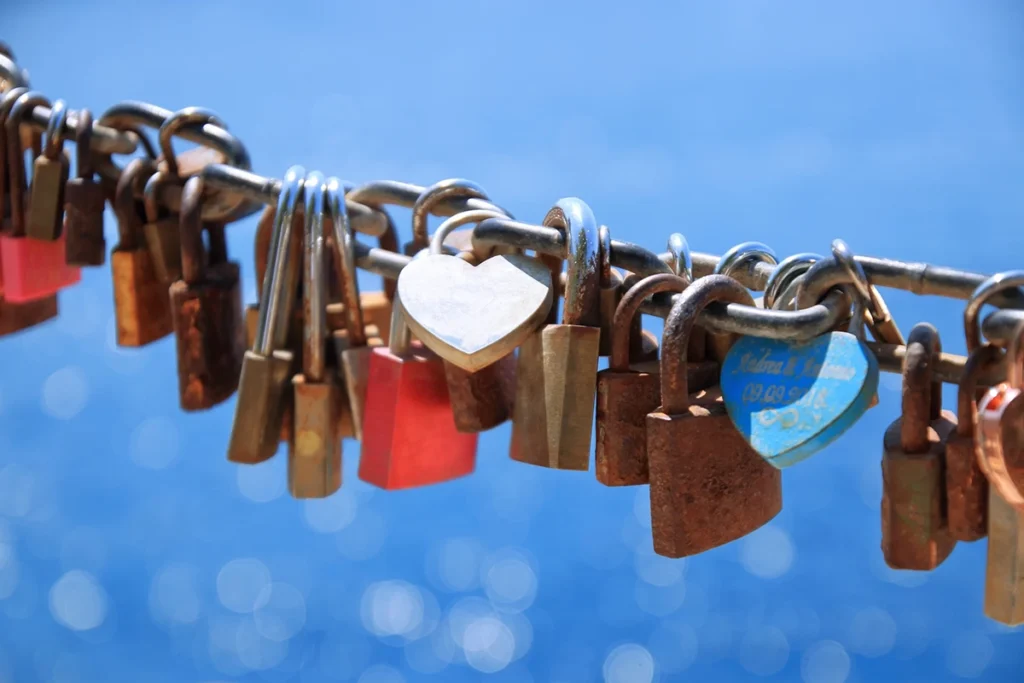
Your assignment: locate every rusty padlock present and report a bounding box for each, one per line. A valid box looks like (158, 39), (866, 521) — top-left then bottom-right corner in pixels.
(227, 166), (305, 465)
(110, 158), (173, 347)
(170, 175), (245, 411)
(510, 198), (603, 470)
(646, 275), (783, 558)
(26, 98), (70, 241)
(708, 241), (777, 361)
(63, 108), (107, 266)
(290, 172), (346, 498)
(358, 293), (478, 490)
(596, 273), (720, 487)
(141, 169), (183, 285)
(881, 322), (957, 570)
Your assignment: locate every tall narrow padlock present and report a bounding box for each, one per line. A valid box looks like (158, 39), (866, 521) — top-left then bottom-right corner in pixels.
(290, 173), (345, 498)
(110, 158), (174, 347)
(169, 175), (245, 411)
(646, 275), (783, 558)
(26, 98), (71, 241)
(881, 322), (957, 570)
(359, 295), (478, 489)
(596, 273), (720, 486)
(63, 108), (107, 266)
(327, 178), (384, 442)
(944, 344), (1001, 541)
(510, 198), (603, 470)
(141, 170), (183, 284)
(227, 166), (306, 465)
(708, 242), (777, 361)
(0, 91), (80, 302)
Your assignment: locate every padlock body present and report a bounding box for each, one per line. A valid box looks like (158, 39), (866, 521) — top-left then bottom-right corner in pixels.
(227, 349), (295, 464)
(169, 262), (245, 411)
(360, 291), (392, 345)
(27, 154), (69, 241)
(986, 487), (1024, 625)
(143, 217), (183, 284)
(445, 354), (516, 433)
(881, 412), (957, 570)
(0, 234), (80, 302)
(111, 247), (172, 347)
(510, 324), (601, 470)
(290, 374), (343, 499)
(0, 294), (57, 336)
(945, 431), (988, 542)
(334, 332), (385, 442)
(359, 345), (478, 489)
(595, 360), (719, 486)
(647, 393), (783, 558)
(63, 178), (107, 266)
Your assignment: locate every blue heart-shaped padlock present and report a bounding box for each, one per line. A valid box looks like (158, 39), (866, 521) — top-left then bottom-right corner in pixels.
(720, 332), (879, 469)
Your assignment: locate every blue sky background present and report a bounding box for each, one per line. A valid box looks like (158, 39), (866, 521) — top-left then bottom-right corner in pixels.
(2, 1), (1024, 681)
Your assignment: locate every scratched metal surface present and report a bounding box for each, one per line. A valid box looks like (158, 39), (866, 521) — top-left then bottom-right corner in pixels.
(1, 1), (1024, 682)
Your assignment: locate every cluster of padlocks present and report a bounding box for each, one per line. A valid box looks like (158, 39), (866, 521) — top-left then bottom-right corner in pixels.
(2, 44), (1024, 627)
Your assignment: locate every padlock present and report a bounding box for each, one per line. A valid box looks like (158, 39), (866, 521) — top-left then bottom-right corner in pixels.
(0, 91), (80, 303)
(63, 108), (107, 266)
(290, 172), (346, 498)
(708, 241), (777, 361)
(169, 175), (245, 411)
(26, 98), (70, 241)
(358, 295), (479, 490)
(944, 344), (1002, 542)
(881, 322), (957, 570)
(0, 295), (58, 336)
(510, 198), (603, 470)
(227, 165), (305, 465)
(110, 158), (174, 347)
(141, 170), (183, 284)
(596, 273), (720, 487)
(327, 178), (385, 442)
(597, 225), (640, 357)
(646, 275), (783, 558)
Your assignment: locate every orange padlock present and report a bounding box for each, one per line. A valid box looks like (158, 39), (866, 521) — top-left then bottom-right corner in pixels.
(358, 294), (478, 490)
(0, 91), (80, 303)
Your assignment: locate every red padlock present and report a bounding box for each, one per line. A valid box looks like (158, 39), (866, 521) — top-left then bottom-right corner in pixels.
(0, 91), (79, 303)
(358, 294), (478, 490)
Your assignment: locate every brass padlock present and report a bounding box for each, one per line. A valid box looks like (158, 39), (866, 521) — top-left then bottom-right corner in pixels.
(595, 273), (719, 486)
(708, 241), (777, 361)
(170, 176), (245, 411)
(881, 322), (957, 570)
(228, 166), (305, 465)
(63, 108), (107, 266)
(26, 98), (70, 241)
(646, 275), (783, 558)
(290, 172), (345, 498)
(510, 198), (602, 470)
(110, 158), (173, 347)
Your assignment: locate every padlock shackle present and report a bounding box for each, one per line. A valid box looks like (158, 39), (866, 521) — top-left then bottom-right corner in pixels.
(964, 270), (1024, 353)
(957, 344), (1004, 438)
(0, 86), (29, 223)
(545, 197), (600, 328)
(599, 225), (612, 288)
(113, 158), (155, 250)
(429, 209), (506, 258)
(325, 177), (367, 348)
(159, 107), (227, 179)
(660, 275), (753, 414)
(301, 172), (328, 381)
(609, 273), (688, 371)
(763, 252), (821, 310)
(179, 176), (207, 286)
(713, 241), (777, 279)
(900, 322), (943, 453)
(665, 233), (693, 286)
(73, 108), (95, 179)
(389, 291), (414, 356)
(254, 165), (305, 357)
(42, 99), (69, 160)
(5, 91), (51, 238)
(142, 169), (174, 224)
(411, 178), (489, 252)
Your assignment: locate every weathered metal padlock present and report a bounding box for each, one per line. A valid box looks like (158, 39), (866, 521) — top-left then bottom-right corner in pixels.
(290, 173), (346, 498)
(170, 175), (245, 411)
(881, 322), (957, 570)
(228, 166), (305, 465)
(709, 241), (777, 361)
(26, 98), (70, 241)
(63, 108), (107, 266)
(359, 293), (478, 490)
(110, 158), (173, 347)
(596, 272), (720, 486)
(597, 225), (640, 357)
(510, 198), (603, 470)
(0, 91), (80, 303)
(141, 170), (183, 284)
(646, 275), (783, 558)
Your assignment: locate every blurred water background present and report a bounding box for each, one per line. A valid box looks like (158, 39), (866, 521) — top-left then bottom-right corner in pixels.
(2, 1), (1024, 681)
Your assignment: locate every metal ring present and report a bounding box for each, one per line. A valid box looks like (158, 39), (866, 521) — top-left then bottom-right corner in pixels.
(302, 171), (327, 381)
(42, 99), (69, 159)
(599, 225), (613, 286)
(411, 178), (490, 250)
(665, 233), (693, 287)
(964, 270), (1024, 352)
(431, 209), (506, 257)
(714, 241), (778, 279)
(158, 107), (228, 178)
(830, 240), (883, 319)
(763, 253), (822, 310)
(325, 176), (366, 347)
